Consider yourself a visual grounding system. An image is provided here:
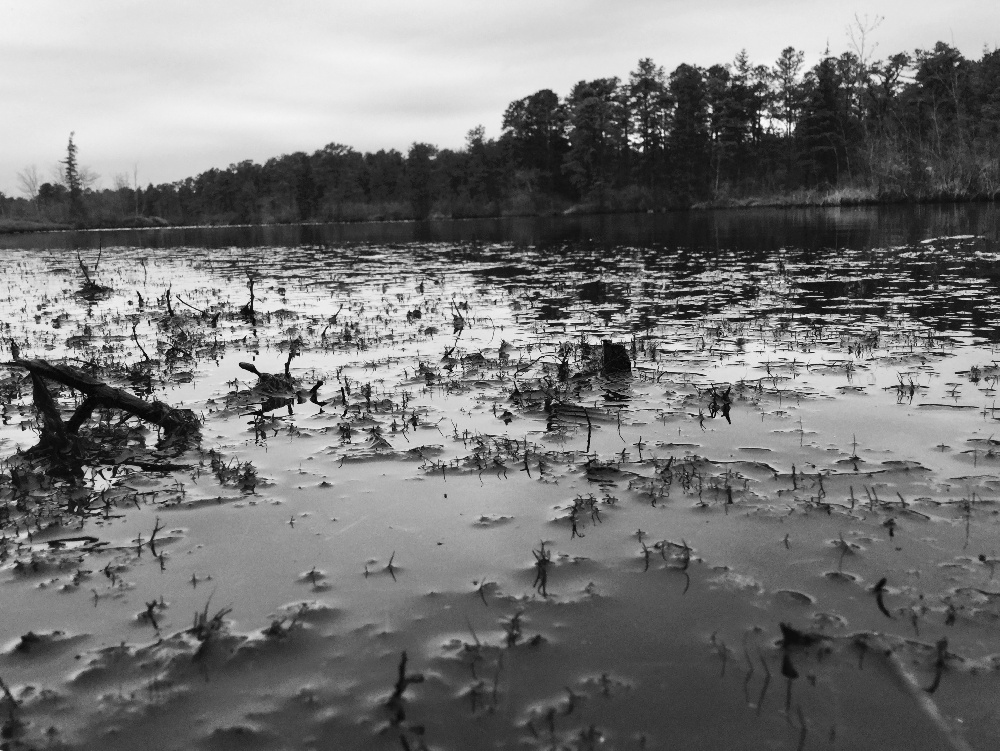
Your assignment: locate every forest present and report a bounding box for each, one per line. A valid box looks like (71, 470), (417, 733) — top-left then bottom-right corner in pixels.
(3, 38), (1000, 229)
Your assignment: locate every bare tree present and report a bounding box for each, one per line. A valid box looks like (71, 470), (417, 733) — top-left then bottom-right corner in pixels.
(847, 13), (883, 68)
(16, 165), (41, 214)
(845, 14), (884, 119)
(79, 166), (100, 189)
(51, 160), (100, 191)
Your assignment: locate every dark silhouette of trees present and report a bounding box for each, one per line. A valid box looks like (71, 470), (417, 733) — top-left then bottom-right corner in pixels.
(712, 52), (770, 188)
(9, 39), (998, 231)
(501, 89), (569, 209)
(628, 58), (671, 196)
(668, 64), (711, 201)
(365, 149), (406, 205)
(797, 57), (855, 186)
(405, 142), (438, 219)
(772, 48), (806, 138)
(294, 153), (320, 221)
(563, 78), (628, 207)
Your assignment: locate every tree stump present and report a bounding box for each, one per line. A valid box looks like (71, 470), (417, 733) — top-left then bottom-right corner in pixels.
(601, 340), (632, 375)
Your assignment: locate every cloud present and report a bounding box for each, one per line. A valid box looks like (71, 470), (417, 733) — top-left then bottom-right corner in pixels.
(1, 0), (998, 194)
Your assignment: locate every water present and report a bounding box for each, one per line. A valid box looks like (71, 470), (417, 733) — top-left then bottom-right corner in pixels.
(1, 204), (999, 750)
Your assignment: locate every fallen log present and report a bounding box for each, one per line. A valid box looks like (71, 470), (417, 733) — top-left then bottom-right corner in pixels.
(9, 358), (200, 439)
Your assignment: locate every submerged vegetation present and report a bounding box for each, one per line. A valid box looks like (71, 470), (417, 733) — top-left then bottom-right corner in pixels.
(0, 207), (999, 748)
(4, 28), (1000, 231)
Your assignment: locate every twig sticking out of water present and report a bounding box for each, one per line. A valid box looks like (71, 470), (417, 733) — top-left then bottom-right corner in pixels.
(144, 599), (163, 633)
(755, 649), (771, 716)
(926, 638), (948, 694)
(533, 542), (550, 597)
(174, 295), (205, 315)
(240, 273), (257, 321)
(77, 250), (93, 286)
(263, 603), (309, 639)
(284, 337), (302, 376)
(883, 518), (897, 538)
(189, 592), (233, 663)
(742, 635), (756, 705)
(883, 638), (974, 751)
(505, 611), (523, 647)
(0, 672), (22, 741)
(131, 319), (150, 362)
(386, 651), (425, 724)
(872, 577), (893, 618)
(796, 706), (808, 751)
(475, 579), (491, 606)
(835, 532), (854, 571)
(76, 249), (111, 298)
(386, 551), (398, 582)
(148, 517), (163, 556)
(963, 497), (973, 550)
(781, 652), (798, 712)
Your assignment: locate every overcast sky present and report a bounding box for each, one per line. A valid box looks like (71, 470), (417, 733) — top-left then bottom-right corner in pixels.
(2, 0), (998, 196)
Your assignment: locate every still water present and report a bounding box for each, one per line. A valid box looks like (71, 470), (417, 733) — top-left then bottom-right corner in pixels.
(1, 204), (999, 750)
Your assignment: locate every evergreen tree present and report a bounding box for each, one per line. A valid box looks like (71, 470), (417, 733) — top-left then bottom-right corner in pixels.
(62, 132), (86, 221)
(628, 58), (672, 190)
(798, 57), (857, 185)
(563, 77), (627, 206)
(501, 89), (569, 194)
(772, 47), (806, 137)
(667, 64), (711, 201)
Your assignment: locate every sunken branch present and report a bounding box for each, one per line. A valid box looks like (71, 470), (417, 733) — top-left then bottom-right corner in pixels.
(9, 358), (200, 442)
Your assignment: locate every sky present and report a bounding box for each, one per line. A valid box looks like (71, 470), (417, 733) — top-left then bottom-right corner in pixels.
(2, 0), (999, 196)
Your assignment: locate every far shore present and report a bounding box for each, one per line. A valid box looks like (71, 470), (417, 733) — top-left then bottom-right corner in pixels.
(2, 189), (996, 235)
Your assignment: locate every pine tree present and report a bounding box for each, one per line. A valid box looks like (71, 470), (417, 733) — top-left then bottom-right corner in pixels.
(62, 132), (86, 221)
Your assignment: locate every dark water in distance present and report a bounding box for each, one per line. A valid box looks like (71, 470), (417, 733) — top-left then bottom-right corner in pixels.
(4, 203), (1000, 339)
(3, 203), (999, 254)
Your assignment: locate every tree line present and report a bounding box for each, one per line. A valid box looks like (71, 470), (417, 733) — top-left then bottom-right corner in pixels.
(3, 37), (999, 228)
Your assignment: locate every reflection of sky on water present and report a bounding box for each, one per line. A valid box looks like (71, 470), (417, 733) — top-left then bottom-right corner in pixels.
(3, 205), (1000, 749)
(6, 203), (998, 338)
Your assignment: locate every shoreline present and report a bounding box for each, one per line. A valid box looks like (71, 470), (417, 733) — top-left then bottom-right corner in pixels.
(2, 191), (996, 235)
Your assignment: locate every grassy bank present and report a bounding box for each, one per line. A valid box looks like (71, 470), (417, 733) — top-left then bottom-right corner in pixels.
(0, 215), (175, 235)
(0, 217), (72, 234)
(691, 186), (1000, 211)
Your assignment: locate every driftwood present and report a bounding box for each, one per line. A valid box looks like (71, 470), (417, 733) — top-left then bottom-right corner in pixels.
(238, 362), (327, 419)
(239, 361), (296, 393)
(9, 358), (200, 441)
(75, 250), (112, 300)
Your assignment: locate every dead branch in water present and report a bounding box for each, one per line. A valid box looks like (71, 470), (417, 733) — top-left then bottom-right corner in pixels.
(240, 272), (257, 321)
(75, 249), (112, 300)
(8, 358), (200, 442)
